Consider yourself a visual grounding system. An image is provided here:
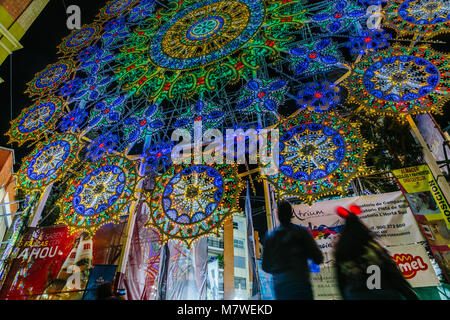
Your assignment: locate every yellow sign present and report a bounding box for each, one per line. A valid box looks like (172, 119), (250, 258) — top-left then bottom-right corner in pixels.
(392, 165), (450, 230)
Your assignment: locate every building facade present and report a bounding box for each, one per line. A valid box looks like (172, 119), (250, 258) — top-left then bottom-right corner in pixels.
(0, 0), (49, 82)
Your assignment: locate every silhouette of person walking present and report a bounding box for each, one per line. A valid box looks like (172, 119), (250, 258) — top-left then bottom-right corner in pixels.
(262, 200), (323, 300)
(333, 205), (419, 300)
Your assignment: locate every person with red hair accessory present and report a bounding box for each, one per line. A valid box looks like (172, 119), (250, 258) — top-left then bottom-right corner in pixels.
(333, 205), (418, 300)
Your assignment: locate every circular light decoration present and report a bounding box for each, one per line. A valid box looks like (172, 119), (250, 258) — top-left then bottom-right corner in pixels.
(345, 46), (450, 119)
(264, 112), (372, 204)
(384, 0), (450, 38)
(16, 133), (81, 192)
(6, 97), (65, 146)
(25, 60), (76, 98)
(96, 0), (139, 22)
(57, 24), (101, 56)
(58, 155), (139, 235)
(116, 0), (306, 99)
(147, 163), (243, 247)
(148, 0), (265, 70)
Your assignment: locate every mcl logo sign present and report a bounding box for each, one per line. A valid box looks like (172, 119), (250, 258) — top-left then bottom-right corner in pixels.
(391, 253), (428, 279)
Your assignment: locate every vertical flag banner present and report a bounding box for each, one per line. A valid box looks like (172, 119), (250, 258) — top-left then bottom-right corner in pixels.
(392, 165), (450, 229)
(245, 182), (260, 299)
(207, 259), (220, 300)
(392, 165), (450, 282)
(120, 206), (162, 300)
(256, 259), (274, 300)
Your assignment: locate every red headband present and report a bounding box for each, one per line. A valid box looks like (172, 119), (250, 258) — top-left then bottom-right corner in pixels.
(336, 205), (362, 219)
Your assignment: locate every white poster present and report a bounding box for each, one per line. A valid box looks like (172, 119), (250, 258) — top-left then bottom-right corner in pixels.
(292, 191), (425, 262)
(387, 244), (441, 288)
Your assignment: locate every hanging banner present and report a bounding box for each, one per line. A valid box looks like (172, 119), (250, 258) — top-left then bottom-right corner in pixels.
(416, 113), (450, 174)
(392, 165), (450, 230)
(392, 165), (450, 283)
(388, 244), (440, 288)
(256, 259), (274, 300)
(82, 264), (118, 300)
(207, 259), (220, 300)
(120, 205), (161, 300)
(0, 225), (86, 300)
(292, 191), (424, 260)
(166, 239), (208, 300)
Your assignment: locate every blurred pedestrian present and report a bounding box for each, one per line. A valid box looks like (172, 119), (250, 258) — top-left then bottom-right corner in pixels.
(262, 200), (323, 300)
(96, 282), (122, 300)
(333, 205), (419, 300)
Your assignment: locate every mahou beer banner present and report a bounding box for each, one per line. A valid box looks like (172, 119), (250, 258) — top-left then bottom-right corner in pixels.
(0, 225), (84, 300)
(388, 244), (440, 288)
(292, 191), (424, 262)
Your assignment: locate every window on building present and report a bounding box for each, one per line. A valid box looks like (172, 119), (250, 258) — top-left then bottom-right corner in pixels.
(233, 222), (239, 230)
(234, 256), (246, 269)
(235, 277), (247, 290)
(234, 239), (244, 249)
(208, 238), (224, 249)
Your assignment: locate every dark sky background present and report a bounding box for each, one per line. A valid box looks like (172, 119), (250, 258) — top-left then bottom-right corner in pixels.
(0, 0), (108, 167)
(0, 1), (449, 240)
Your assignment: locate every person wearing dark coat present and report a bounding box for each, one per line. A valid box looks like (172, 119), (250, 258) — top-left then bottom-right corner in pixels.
(333, 205), (419, 300)
(262, 200), (323, 300)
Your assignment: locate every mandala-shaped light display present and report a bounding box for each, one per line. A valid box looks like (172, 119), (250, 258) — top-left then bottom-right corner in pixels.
(297, 81), (341, 113)
(236, 78), (288, 114)
(264, 112), (372, 203)
(25, 60), (76, 98)
(57, 24), (101, 56)
(58, 155), (139, 235)
(96, 0), (139, 22)
(147, 163), (243, 247)
(6, 97), (65, 146)
(384, 0), (450, 37)
(289, 38), (342, 76)
(16, 133), (80, 191)
(312, 0), (366, 34)
(116, 0), (306, 99)
(345, 46), (450, 119)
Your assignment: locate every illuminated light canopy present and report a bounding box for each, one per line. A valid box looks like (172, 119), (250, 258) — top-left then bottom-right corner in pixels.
(58, 155), (139, 235)
(116, 0), (307, 99)
(264, 112), (373, 204)
(384, 0), (450, 38)
(6, 97), (65, 146)
(345, 46), (450, 119)
(16, 133), (81, 191)
(57, 24), (101, 56)
(147, 162), (243, 247)
(25, 60), (76, 98)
